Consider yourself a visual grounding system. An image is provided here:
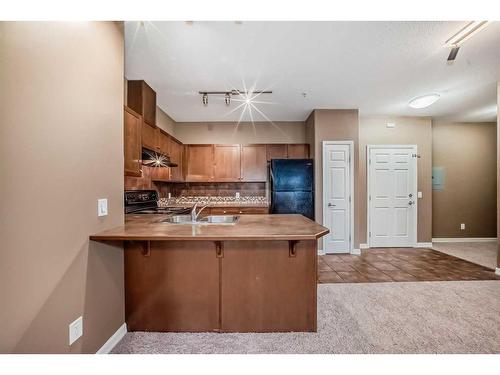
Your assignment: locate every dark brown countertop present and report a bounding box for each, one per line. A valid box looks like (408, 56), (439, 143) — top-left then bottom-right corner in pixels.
(90, 214), (329, 241)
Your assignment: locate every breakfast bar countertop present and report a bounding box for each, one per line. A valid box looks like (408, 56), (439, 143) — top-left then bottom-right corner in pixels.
(89, 214), (329, 241)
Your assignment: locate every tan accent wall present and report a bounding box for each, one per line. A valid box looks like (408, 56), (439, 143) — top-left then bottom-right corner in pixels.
(359, 117), (433, 244)
(433, 121), (497, 238)
(174, 121), (305, 144)
(0, 22), (125, 353)
(307, 110), (361, 248)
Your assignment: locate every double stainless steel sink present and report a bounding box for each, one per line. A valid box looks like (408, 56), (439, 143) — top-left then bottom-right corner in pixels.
(160, 215), (239, 225)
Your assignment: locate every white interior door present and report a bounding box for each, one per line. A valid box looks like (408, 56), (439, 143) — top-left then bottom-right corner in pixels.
(323, 142), (352, 253)
(368, 146), (417, 247)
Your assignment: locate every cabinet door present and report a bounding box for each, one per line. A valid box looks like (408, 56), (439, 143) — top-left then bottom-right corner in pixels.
(221, 240), (317, 332)
(287, 144), (310, 159)
(266, 144), (288, 161)
(158, 130), (170, 156)
(169, 138), (184, 181)
(124, 107), (142, 177)
(214, 145), (241, 182)
(142, 122), (159, 152)
(151, 166), (171, 182)
(241, 145), (267, 182)
(186, 145), (214, 182)
(142, 81), (156, 126)
(125, 241), (220, 332)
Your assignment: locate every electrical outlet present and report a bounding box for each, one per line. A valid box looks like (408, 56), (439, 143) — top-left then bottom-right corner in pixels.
(235, 192), (240, 199)
(69, 316), (83, 345)
(97, 198), (108, 217)
(460, 223), (466, 230)
(417, 191), (423, 199)
(386, 122), (396, 128)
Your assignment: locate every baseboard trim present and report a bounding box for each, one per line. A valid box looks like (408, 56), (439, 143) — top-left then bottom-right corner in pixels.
(416, 242), (433, 248)
(351, 248), (361, 255)
(495, 268), (500, 276)
(360, 243), (369, 249)
(96, 323), (127, 354)
(318, 249), (325, 256)
(432, 237), (497, 243)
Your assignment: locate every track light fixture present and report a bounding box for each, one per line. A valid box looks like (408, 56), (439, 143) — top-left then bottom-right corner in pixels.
(445, 21), (489, 62)
(199, 90), (272, 106)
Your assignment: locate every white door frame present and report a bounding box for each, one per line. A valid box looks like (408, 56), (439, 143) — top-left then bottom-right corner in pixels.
(322, 141), (354, 254)
(366, 144), (418, 248)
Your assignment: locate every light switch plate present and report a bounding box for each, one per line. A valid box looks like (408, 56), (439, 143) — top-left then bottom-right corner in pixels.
(417, 191), (423, 198)
(97, 198), (108, 217)
(386, 122), (396, 128)
(460, 223), (466, 230)
(69, 316), (83, 345)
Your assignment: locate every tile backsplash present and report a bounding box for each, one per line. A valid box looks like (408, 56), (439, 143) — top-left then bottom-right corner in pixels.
(167, 182), (266, 198)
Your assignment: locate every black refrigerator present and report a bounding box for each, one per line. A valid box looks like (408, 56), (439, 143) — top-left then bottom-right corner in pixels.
(270, 159), (315, 220)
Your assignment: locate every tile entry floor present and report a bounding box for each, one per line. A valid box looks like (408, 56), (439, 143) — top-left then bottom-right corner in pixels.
(318, 248), (500, 283)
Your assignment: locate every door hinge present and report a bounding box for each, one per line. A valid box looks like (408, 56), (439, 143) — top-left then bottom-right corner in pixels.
(369, 231), (372, 237)
(369, 195), (371, 201)
(349, 195), (351, 203)
(412, 153), (421, 158)
(369, 158), (371, 165)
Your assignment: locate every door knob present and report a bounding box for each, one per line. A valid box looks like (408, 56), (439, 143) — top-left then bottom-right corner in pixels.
(408, 201), (414, 206)
(328, 203), (336, 207)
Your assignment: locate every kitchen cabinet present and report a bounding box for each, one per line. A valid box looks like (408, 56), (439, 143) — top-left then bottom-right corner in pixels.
(186, 145), (214, 182)
(169, 137), (184, 181)
(127, 80), (156, 126)
(124, 107), (142, 177)
(266, 144), (288, 161)
(150, 166), (171, 182)
(141, 121), (159, 152)
(287, 144), (310, 159)
(241, 145), (267, 182)
(157, 129), (170, 156)
(214, 145), (241, 182)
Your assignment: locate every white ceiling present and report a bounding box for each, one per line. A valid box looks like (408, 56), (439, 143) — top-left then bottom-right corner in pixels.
(125, 21), (500, 122)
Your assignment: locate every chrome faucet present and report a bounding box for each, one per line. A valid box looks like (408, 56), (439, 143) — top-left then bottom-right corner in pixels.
(191, 202), (209, 222)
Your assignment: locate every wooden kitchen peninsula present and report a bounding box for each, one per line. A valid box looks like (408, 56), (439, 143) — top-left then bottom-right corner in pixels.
(90, 214), (329, 333)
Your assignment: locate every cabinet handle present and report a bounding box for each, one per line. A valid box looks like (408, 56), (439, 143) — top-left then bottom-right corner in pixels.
(215, 241), (223, 258)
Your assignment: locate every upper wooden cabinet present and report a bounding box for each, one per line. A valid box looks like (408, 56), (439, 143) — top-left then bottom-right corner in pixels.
(266, 144), (288, 161)
(127, 80), (156, 126)
(241, 145), (267, 182)
(287, 144), (310, 159)
(141, 121), (159, 152)
(124, 107), (142, 177)
(186, 145), (214, 182)
(169, 137), (184, 181)
(158, 129), (171, 156)
(214, 145), (241, 182)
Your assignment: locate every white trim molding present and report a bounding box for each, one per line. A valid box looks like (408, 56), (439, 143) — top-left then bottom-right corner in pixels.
(318, 249), (325, 256)
(495, 268), (500, 276)
(360, 243), (370, 249)
(96, 323), (127, 354)
(351, 248), (361, 255)
(432, 237), (497, 243)
(416, 242), (433, 248)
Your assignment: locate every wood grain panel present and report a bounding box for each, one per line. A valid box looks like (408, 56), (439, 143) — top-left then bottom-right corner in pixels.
(214, 144), (241, 182)
(241, 145), (267, 181)
(186, 145), (214, 181)
(266, 144), (288, 160)
(124, 107), (142, 177)
(125, 241), (220, 332)
(221, 240), (317, 332)
(287, 144), (310, 159)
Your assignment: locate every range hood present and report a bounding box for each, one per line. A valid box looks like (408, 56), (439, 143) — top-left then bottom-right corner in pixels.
(141, 149), (178, 168)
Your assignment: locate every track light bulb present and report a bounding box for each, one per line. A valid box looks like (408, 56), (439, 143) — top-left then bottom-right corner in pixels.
(224, 92), (231, 105)
(202, 93), (208, 106)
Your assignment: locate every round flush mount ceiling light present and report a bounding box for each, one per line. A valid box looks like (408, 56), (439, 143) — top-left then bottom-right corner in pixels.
(408, 93), (441, 109)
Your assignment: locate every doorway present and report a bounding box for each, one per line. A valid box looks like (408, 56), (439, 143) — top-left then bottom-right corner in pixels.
(322, 141), (354, 254)
(367, 145), (417, 247)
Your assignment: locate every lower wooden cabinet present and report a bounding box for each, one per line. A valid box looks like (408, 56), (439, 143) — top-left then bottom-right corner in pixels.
(124, 239), (317, 333)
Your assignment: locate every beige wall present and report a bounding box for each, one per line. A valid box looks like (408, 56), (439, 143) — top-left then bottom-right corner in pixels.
(307, 110), (361, 248)
(0, 22), (125, 353)
(174, 121), (305, 144)
(497, 83), (500, 269)
(359, 117), (433, 244)
(433, 121), (497, 238)
(157, 107), (176, 135)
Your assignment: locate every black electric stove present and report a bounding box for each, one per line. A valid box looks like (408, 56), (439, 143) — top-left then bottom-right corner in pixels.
(125, 190), (190, 215)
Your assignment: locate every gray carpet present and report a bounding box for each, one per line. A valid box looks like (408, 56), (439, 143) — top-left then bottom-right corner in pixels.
(433, 242), (497, 270)
(112, 280), (500, 354)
